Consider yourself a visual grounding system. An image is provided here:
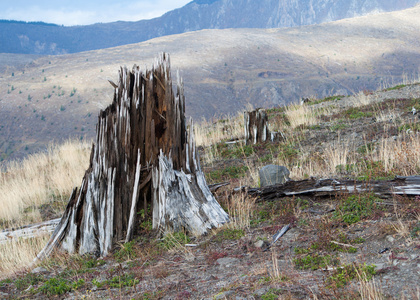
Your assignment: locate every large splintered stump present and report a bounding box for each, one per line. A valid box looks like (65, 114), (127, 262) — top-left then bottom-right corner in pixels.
(37, 53), (229, 260)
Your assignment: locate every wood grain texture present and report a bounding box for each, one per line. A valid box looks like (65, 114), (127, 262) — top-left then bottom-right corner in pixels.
(36, 53), (228, 260)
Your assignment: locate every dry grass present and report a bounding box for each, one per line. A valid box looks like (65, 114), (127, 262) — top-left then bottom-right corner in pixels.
(357, 268), (384, 300)
(375, 133), (420, 176)
(226, 192), (256, 230)
(194, 112), (244, 147)
(195, 112), (245, 165)
(323, 136), (352, 175)
(284, 104), (320, 129)
(0, 234), (50, 279)
(0, 139), (91, 228)
(352, 91), (375, 107)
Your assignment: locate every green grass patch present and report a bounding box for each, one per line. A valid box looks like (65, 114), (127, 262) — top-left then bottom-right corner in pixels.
(158, 231), (191, 250)
(327, 263), (376, 289)
(92, 273), (139, 289)
(357, 142), (375, 154)
(114, 240), (139, 262)
(215, 228), (245, 241)
(330, 121), (348, 131)
(334, 194), (383, 225)
(206, 165), (249, 182)
(38, 278), (84, 296)
(15, 273), (45, 290)
(343, 107), (373, 119)
(293, 253), (339, 270)
(399, 122), (420, 133)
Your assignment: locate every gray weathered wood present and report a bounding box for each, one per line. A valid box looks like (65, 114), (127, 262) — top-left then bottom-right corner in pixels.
(0, 218), (60, 245)
(248, 176), (420, 201)
(244, 108), (270, 145)
(37, 53), (229, 261)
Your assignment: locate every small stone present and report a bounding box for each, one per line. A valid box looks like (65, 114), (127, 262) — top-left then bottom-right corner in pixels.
(31, 267), (47, 274)
(386, 235), (395, 243)
(254, 240), (269, 249)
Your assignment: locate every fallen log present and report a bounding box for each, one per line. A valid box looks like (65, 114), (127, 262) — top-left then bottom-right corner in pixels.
(36, 53), (229, 260)
(248, 176), (420, 201)
(0, 218), (60, 245)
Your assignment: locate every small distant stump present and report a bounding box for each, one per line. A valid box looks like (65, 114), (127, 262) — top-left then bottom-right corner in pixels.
(244, 108), (270, 145)
(244, 108), (282, 144)
(37, 53), (229, 260)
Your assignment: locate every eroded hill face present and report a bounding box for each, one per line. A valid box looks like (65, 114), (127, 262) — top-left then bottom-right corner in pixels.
(0, 6), (420, 162)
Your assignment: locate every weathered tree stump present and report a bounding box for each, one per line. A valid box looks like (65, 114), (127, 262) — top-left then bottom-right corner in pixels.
(244, 108), (281, 144)
(244, 108), (269, 145)
(37, 53), (229, 260)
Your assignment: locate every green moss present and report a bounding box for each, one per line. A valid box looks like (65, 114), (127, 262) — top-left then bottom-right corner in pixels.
(293, 253), (339, 270)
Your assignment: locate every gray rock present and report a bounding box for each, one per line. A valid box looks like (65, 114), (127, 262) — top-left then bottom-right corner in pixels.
(259, 165), (290, 187)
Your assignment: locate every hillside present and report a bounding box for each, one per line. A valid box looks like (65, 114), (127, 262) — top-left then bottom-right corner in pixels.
(0, 0), (418, 55)
(0, 80), (419, 299)
(1, 6), (420, 162)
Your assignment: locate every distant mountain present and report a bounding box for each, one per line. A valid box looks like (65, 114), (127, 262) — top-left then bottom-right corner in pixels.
(0, 0), (419, 55)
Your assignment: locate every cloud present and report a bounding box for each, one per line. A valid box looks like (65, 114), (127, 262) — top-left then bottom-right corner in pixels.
(0, 0), (192, 26)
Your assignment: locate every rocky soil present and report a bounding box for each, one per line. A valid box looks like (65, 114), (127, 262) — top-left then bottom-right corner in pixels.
(1, 84), (420, 299)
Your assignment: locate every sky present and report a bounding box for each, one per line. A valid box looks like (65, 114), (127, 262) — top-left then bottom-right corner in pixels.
(0, 0), (192, 26)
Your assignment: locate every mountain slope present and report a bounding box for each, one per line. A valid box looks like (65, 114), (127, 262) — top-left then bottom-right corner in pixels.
(0, 6), (420, 162)
(0, 0), (419, 55)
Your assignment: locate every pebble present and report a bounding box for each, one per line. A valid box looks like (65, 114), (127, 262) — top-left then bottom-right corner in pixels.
(386, 236), (395, 243)
(254, 240), (269, 248)
(31, 266), (47, 274)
